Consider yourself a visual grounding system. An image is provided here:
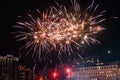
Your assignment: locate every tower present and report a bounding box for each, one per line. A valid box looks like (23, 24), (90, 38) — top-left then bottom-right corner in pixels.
(0, 55), (18, 80)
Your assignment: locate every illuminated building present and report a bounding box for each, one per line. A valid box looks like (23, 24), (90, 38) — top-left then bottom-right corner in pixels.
(0, 55), (18, 80)
(67, 62), (120, 80)
(17, 65), (34, 80)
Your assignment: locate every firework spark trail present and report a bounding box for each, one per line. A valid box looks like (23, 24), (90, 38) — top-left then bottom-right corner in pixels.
(14, 0), (105, 61)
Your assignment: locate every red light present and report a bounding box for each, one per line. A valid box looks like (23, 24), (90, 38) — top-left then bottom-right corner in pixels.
(66, 68), (70, 73)
(39, 76), (43, 80)
(53, 72), (57, 78)
(66, 67), (72, 74)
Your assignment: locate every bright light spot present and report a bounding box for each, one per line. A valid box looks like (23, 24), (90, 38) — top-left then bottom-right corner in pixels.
(79, 34), (82, 37)
(84, 35), (88, 40)
(72, 35), (77, 38)
(36, 40), (39, 43)
(53, 72), (57, 78)
(52, 14), (56, 18)
(65, 40), (70, 44)
(107, 50), (111, 54)
(34, 35), (38, 39)
(97, 26), (102, 31)
(66, 68), (71, 73)
(81, 41), (84, 44)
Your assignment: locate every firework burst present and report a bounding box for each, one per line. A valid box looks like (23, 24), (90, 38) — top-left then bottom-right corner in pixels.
(14, 0), (105, 61)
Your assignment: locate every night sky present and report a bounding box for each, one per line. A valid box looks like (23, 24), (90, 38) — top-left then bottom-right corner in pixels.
(0, 0), (120, 69)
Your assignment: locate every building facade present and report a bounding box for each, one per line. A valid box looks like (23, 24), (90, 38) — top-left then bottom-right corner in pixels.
(0, 55), (18, 80)
(67, 63), (120, 80)
(17, 65), (34, 80)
